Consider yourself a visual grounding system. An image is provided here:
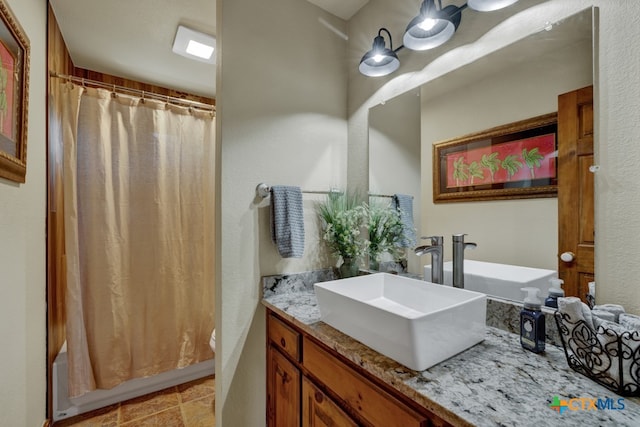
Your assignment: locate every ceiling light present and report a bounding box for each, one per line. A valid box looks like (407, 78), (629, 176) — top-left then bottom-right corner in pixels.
(403, 0), (464, 51)
(172, 25), (216, 64)
(467, 0), (519, 12)
(359, 28), (400, 77)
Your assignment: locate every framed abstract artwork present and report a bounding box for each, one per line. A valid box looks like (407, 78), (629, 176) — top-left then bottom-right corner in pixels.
(433, 113), (558, 203)
(0, 0), (29, 184)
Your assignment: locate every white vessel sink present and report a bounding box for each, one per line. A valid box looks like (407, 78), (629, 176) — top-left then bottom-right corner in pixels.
(314, 273), (486, 371)
(424, 260), (557, 302)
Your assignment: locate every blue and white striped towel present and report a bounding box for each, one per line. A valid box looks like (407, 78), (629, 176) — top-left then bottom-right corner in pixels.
(270, 185), (305, 258)
(392, 194), (416, 248)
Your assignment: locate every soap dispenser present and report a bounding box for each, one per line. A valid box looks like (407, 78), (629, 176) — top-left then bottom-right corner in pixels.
(520, 287), (545, 353)
(544, 278), (564, 309)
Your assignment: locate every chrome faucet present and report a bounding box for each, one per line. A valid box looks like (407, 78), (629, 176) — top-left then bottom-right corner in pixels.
(414, 236), (444, 284)
(452, 234), (477, 289)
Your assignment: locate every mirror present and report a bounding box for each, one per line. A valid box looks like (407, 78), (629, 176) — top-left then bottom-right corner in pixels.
(368, 9), (593, 300)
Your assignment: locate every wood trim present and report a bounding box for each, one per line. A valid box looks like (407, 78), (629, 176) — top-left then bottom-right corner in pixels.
(46, 4), (72, 420)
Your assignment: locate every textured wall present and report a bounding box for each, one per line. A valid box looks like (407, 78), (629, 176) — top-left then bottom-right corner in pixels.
(215, 0), (348, 425)
(594, 1), (640, 314)
(0, 0), (47, 424)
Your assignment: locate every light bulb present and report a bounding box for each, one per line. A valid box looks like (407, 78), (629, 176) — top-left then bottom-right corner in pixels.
(186, 40), (214, 60)
(373, 54), (384, 63)
(418, 18), (436, 31)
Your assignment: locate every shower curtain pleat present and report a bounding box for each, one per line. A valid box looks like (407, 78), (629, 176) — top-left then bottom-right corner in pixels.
(54, 81), (215, 398)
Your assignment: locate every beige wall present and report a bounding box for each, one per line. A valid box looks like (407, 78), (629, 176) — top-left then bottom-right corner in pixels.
(215, 0), (347, 425)
(421, 39), (592, 270)
(348, 1), (640, 316)
(0, 0), (47, 425)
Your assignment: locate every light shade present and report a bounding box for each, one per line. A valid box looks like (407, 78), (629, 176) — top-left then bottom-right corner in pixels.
(359, 29), (400, 77)
(403, 1), (462, 51)
(172, 25), (216, 64)
(467, 0), (519, 12)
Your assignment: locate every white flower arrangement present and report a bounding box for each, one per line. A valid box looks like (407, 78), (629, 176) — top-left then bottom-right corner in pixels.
(317, 192), (368, 262)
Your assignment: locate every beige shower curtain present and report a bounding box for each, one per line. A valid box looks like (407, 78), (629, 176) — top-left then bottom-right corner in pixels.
(53, 80), (215, 397)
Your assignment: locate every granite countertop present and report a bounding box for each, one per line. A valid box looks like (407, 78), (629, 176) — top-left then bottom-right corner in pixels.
(262, 273), (640, 427)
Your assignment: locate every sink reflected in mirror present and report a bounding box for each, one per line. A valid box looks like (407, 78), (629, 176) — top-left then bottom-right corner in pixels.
(424, 260), (557, 302)
(314, 273), (486, 371)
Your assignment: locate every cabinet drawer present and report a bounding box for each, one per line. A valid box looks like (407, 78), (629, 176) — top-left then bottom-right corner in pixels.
(269, 314), (301, 361)
(303, 337), (428, 427)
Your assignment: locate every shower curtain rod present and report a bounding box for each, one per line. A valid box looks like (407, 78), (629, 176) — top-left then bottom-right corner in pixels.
(49, 71), (216, 112)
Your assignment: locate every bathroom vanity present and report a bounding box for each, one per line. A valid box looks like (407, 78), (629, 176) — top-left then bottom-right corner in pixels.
(266, 311), (447, 426)
(262, 273), (640, 427)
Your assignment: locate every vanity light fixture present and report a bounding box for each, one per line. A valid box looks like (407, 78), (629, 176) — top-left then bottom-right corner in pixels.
(403, 0), (465, 51)
(359, 28), (401, 77)
(172, 25), (216, 64)
(359, 0), (520, 76)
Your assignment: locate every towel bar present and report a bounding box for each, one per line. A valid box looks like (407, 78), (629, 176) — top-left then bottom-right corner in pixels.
(256, 183), (342, 199)
(256, 183), (395, 199)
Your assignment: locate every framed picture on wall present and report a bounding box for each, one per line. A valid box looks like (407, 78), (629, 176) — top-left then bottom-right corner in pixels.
(433, 113), (558, 203)
(0, 0), (29, 184)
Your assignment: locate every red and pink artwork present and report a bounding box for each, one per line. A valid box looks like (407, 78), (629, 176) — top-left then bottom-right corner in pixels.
(444, 133), (556, 188)
(0, 39), (15, 140)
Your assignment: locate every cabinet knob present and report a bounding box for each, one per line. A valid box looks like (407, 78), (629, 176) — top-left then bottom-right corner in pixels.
(314, 391), (324, 403)
(275, 365), (290, 384)
(280, 338), (286, 348)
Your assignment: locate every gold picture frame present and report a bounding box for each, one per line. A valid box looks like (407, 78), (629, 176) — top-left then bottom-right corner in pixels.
(0, 0), (29, 183)
(433, 113), (558, 203)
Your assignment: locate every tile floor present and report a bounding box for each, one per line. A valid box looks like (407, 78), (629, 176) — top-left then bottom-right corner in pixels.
(53, 375), (215, 427)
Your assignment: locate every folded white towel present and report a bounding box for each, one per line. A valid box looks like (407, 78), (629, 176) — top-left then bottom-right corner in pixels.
(558, 297), (594, 330)
(592, 304), (625, 322)
(619, 313), (640, 331)
(558, 299), (640, 392)
(592, 309), (617, 323)
(595, 320), (628, 384)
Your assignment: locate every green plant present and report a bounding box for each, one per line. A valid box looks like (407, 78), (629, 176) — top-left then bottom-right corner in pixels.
(317, 191), (368, 262)
(366, 202), (404, 264)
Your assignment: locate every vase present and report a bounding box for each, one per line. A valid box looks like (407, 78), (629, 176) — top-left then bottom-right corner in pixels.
(369, 257), (380, 271)
(338, 257), (359, 278)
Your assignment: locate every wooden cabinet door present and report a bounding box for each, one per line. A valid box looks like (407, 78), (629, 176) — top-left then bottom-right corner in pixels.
(302, 377), (358, 427)
(558, 85), (594, 300)
(267, 345), (301, 427)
